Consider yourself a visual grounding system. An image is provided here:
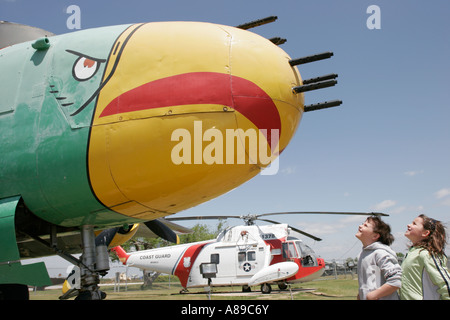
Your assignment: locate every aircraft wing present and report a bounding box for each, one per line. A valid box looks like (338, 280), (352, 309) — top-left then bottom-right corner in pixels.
(16, 231), (82, 259)
(15, 218), (192, 259)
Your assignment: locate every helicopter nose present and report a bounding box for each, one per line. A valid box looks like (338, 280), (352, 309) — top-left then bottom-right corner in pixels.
(86, 22), (317, 220)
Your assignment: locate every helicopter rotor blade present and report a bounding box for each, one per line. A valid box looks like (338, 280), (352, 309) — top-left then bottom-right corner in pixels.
(164, 211), (386, 242)
(165, 212), (386, 223)
(256, 211), (388, 219)
(258, 218), (322, 241)
(165, 215), (242, 222)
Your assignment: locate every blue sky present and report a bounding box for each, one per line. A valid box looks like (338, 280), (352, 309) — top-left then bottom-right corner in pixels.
(3, 0), (450, 272)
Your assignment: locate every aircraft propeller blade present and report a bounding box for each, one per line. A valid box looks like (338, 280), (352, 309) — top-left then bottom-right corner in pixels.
(95, 227), (120, 247)
(144, 219), (179, 244)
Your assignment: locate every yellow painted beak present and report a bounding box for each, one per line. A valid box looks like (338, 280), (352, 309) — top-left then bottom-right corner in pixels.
(88, 22), (303, 220)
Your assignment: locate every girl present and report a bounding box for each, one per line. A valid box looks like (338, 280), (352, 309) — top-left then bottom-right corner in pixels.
(356, 216), (402, 300)
(400, 214), (450, 300)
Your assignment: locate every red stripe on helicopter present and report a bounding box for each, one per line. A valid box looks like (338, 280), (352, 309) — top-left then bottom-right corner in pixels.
(173, 241), (212, 288)
(99, 72), (281, 147)
(263, 237), (287, 265)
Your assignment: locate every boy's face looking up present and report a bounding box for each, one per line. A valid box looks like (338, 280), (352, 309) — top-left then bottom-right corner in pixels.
(356, 218), (380, 247)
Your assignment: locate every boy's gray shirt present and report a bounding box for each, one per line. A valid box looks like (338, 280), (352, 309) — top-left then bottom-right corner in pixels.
(357, 241), (402, 300)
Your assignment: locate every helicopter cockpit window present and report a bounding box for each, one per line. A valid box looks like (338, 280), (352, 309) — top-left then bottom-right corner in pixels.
(296, 241), (318, 267)
(282, 242), (299, 259)
(238, 252), (246, 262)
(295, 242), (303, 256)
(288, 243), (298, 258)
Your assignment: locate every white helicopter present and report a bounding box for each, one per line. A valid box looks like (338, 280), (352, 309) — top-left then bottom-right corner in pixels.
(111, 212), (387, 294)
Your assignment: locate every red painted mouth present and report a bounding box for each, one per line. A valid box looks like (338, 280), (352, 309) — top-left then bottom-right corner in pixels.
(99, 72), (281, 146)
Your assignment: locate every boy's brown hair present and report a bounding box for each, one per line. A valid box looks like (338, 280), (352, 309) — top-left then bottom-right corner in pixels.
(367, 216), (394, 246)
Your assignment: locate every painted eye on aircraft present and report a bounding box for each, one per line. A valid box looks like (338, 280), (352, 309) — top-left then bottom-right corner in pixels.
(66, 50), (106, 82)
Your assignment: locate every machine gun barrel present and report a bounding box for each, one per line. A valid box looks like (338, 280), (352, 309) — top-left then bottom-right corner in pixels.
(302, 73), (338, 85)
(292, 79), (337, 93)
(304, 100), (342, 112)
(269, 37), (287, 45)
(236, 16), (278, 30)
(289, 52), (334, 67)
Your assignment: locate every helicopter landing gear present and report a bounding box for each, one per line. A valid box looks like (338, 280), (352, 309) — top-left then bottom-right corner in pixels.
(278, 282), (288, 290)
(242, 285), (251, 292)
(261, 283), (272, 294)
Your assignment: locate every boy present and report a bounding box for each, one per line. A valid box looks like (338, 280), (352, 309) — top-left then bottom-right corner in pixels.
(356, 216), (402, 300)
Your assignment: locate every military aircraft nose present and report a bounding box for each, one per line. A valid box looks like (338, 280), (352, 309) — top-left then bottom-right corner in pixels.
(87, 21), (336, 220)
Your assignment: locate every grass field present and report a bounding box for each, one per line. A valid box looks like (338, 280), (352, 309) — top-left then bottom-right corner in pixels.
(29, 275), (359, 300)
